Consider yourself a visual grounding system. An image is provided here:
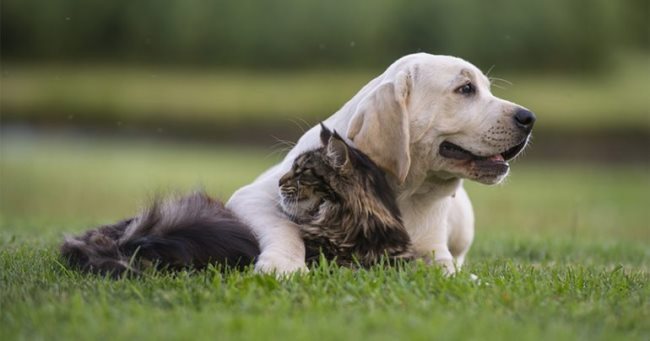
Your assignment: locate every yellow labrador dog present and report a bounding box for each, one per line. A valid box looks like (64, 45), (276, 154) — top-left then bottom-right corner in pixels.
(227, 53), (535, 274)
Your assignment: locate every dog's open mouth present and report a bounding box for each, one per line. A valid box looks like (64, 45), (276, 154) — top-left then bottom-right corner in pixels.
(439, 139), (527, 176)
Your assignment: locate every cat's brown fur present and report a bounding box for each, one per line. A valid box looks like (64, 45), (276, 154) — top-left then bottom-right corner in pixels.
(60, 192), (260, 276)
(279, 124), (414, 266)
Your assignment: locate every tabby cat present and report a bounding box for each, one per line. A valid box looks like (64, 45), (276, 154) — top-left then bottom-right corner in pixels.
(60, 124), (413, 275)
(279, 124), (414, 266)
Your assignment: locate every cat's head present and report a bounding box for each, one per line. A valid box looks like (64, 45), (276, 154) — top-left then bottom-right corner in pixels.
(278, 124), (400, 224)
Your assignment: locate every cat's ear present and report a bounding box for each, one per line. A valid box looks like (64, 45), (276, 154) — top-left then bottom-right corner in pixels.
(326, 133), (350, 169)
(319, 122), (332, 146)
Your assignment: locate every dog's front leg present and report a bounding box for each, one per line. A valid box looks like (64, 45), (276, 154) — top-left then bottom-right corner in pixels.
(402, 196), (457, 275)
(227, 175), (308, 275)
(424, 210), (456, 275)
(254, 225), (307, 275)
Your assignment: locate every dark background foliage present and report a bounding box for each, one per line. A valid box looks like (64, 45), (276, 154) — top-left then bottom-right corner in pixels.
(3, 0), (647, 71)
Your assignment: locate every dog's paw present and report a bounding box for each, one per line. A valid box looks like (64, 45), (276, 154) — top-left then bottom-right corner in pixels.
(427, 245), (457, 276)
(435, 258), (457, 276)
(254, 252), (308, 276)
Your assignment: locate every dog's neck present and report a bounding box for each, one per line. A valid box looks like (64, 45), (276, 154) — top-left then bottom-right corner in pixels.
(398, 173), (461, 201)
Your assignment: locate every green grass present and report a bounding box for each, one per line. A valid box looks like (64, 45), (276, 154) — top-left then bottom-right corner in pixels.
(2, 52), (649, 132)
(1, 133), (649, 340)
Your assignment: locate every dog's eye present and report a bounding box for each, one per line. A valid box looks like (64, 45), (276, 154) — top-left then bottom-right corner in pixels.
(456, 83), (476, 95)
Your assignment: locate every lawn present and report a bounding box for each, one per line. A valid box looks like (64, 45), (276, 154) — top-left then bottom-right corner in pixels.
(1, 132), (648, 340)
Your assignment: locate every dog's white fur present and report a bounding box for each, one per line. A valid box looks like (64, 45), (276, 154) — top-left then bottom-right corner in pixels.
(227, 53), (530, 274)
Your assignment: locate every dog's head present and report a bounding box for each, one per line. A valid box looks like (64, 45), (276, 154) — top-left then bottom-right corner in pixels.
(347, 53), (535, 185)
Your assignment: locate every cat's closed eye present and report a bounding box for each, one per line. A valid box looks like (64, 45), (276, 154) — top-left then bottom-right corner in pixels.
(297, 171), (320, 186)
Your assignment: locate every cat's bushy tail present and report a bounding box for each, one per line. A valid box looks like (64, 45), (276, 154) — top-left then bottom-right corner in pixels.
(60, 191), (259, 277)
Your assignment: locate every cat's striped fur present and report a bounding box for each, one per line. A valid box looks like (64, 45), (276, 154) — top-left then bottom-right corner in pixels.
(279, 124), (414, 266)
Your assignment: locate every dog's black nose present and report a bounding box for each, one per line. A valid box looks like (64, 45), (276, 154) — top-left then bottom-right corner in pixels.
(513, 108), (536, 133)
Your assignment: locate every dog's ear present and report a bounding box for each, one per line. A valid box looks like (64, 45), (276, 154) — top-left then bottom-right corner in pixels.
(347, 71), (411, 183)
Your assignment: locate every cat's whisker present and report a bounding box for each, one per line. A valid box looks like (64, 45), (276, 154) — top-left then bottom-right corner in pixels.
(286, 117), (314, 134)
(267, 137), (297, 158)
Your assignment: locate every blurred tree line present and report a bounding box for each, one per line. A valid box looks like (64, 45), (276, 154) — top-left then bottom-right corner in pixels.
(2, 0), (647, 71)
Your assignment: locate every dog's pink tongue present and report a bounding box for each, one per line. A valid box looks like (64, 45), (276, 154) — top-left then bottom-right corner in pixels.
(488, 154), (505, 162)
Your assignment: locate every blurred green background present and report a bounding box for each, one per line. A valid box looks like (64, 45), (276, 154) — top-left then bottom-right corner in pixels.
(0, 0), (648, 241)
(2, 3), (649, 340)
